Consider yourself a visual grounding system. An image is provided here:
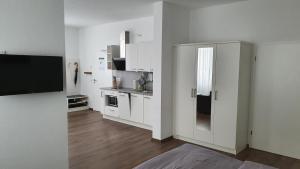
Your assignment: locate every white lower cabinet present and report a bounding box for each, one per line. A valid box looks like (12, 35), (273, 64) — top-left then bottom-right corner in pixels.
(143, 96), (153, 126)
(104, 106), (119, 117)
(118, 92), (131, 120)
(101, 89), (153, 128)
(130, 94), (144, 123)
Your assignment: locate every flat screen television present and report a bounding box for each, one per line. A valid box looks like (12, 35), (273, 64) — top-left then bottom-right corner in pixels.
(0, 54), (63, 96)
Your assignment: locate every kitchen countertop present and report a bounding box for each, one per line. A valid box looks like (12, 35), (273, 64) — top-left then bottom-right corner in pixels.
(100, 87), (153, 96)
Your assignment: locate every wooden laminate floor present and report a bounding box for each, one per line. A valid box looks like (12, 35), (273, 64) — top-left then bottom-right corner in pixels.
(68, 110), (300, 169)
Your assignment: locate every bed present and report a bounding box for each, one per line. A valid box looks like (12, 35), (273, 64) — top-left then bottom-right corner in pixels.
(134, 144), (276, 169)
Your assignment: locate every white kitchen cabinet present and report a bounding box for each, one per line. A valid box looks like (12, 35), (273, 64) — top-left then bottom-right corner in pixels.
(125, 42), (154, 72)
(102, 90), (119, 117)
(103, 90), (119, 96)
(130, 94), (144, 123)
(138, 42), (154, 72)
(104, 106), (119, 117)
(118, 92), (131, 120)
(143, 95), (153, 126)
(173, 42), (252, 154)
(126, 44), (138, 71)
(102, 89), (154, 128)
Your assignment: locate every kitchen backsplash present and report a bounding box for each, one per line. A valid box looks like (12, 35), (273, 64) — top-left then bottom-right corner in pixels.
(112, 70), (153, 91)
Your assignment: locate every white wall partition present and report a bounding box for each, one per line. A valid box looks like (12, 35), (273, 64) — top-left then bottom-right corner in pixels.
(251, 41), (300, 159)
(190, 0), (300, 43)
(65, 26), (80, 96)
(0, 0), (68, 169)
(153, 2), (190, 139)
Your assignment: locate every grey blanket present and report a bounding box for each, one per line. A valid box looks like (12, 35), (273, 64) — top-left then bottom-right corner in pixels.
(134, 144), (277, 169)
(239, 161), (277, 169)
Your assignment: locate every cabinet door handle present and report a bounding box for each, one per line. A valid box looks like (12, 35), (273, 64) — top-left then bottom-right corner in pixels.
(193, 89), (197, 98)
(191, 89), (194, 98)
(144, 96), (151, 99)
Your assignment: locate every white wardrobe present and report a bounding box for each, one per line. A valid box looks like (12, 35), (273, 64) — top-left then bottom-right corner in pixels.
(173, 42), (252, 154)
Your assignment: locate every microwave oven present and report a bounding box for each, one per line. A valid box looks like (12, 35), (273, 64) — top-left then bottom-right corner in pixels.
(106, 95), (118, 107)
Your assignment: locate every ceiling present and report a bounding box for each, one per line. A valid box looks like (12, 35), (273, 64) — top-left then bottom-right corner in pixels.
(64, 0), (247, 27)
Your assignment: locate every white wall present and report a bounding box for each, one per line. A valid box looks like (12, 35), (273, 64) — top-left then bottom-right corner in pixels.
(160, 2), (190, 139)
(151, 2), (190, 140)
(114, 71), (144, 89)
(189, 0), (300, 159)
(0, 1), (68, 169)
(76, 2), (189, 140)
(251, 41), (300, 159)
(65, 26), (81, 96)
(190, 0), (300, 43)
(78, 17), (153, 111)
(152, 2), (163, 139)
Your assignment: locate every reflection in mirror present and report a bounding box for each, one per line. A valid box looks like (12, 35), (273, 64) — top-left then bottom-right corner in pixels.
(196, 47), (213, 131)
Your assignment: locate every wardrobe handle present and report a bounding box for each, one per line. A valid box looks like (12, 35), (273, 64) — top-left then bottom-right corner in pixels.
(191, 89), (194, 98)
(194, 89), (197, 98)
(214, 90), (218, 100)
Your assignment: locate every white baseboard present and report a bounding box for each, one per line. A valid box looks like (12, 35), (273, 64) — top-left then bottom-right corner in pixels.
(103, 114), (152, 131)
(174, 135), (237, 155)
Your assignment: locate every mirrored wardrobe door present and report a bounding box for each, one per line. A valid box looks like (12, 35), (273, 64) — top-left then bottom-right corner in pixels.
(193, 45), (216, 143)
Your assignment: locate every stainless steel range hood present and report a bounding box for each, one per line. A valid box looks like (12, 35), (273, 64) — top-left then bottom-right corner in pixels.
(120, 31), (130, 59)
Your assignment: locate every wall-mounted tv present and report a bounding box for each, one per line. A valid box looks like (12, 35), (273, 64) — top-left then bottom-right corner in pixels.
(0, 54), (63, 96)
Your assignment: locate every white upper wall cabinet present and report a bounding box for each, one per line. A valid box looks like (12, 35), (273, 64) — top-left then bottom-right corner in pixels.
(126, 44), (139, 71)
(138, 42), (154, 72)
(126, 42), (154, 72)
(173, 42), (252, 154)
